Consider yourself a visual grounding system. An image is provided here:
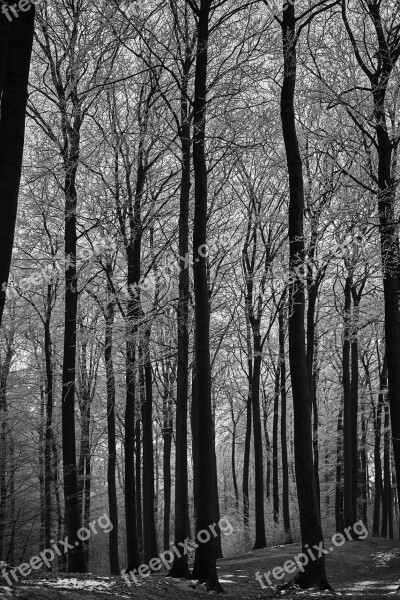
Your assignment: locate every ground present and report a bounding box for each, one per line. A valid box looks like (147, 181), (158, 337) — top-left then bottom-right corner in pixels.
(0, 537), (399, 599)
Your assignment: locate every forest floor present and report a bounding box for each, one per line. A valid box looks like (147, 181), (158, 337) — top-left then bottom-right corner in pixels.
(0, 537), (398, 599)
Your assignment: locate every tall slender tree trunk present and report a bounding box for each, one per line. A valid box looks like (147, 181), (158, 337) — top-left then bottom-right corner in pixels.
(242, 313), (252, 534)
(251, 335), (266, 549)
(279, 300), (292, 542)
(169, 30), (192, 578)
(125, 257), (140, 572)
(372, 356), (385, 536)
(141, 331), (158, 564)
(44, 286), (53, 557)
(342, 276), (353, 529)
(61, 160), (86, 572)
(191, 1), (222, 590)
(104, 280), (120, 575)
(307, 287), (320, 509)
(360, 397), (367, 526)
(335, 404), (344, 532)
(162, 362), (173, 552)
(272, 366), (280, 526)
(382, 400), (393, 538)
(230, 410), (239, 511)
(135, 418), (142, 559)
(350, 291), (359, 522)
(280, 1), (330, 588)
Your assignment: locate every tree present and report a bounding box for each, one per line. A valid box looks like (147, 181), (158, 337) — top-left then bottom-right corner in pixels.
(279, 0), (335, 589)
(0, 2), (35, 328)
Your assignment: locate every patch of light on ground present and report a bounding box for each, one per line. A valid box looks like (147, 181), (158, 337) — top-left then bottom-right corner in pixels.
(37, 578), (116, 592)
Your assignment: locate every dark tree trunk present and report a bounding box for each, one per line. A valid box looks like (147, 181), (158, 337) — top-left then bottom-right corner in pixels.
(279, 301), (292, 542)
(169, 32), (192, 577)
(342, 276), (353, 529)
(242, 329), (252, 532)
(382, 399), (393, 538)
(360, 398), (368, 527)
(0, 3), (34, 328)
(264, 407), (271, 502)
(61, 154), (86, 572)
(135, 418), (143, 559)
(44, 286), (53, 556)
(307, 287), (320, 510)
(77, 334), (92, 566)
(162, 365), (173, 553)
(213, 445), (223, 559)
(335, 404), (344, 532)
(190, 1), (222, 590)
(280, 1), (330, 588)
(372, 356), (385, 536)
(124, 135), (147, 573)
(104, 279), (120, 575)
(141, 331), (158, 564)
(251, 336), (266, 549)
(230, 407), (239, 511)
(372, 48), (400, 516)
(350, 291), (359, 523)
(272, 366), (280, 526)
(124, 226), (141, 572)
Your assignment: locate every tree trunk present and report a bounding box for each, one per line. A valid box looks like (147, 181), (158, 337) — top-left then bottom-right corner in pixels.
(125, 295), (139, 572)
(360, 397), (368, 527)
(307, 287), (320, 510)
(135, 418), (143, 559)
(190, 1), (222, 590)
(373, 356), (386, 536)
(382, 399), (393, 538)
(279, 301), (292, 542)
(242, 320), (252, 534)
(162, 360), (173, 553)
(373, 79), (400, 518)
(141, 332), (158, 564)
(342, 276), (353, 529)
(104, 281), (120, 575)
(350, 291), (359, 523)
(0, 3), (34, 327)
(169, 30), (192, 577)
(251, 335), (266, 549)
(335, 404), (343, 532)
(280, 1), (330, 588)
(44, 286), (53, 555)
(272, 366), (280, 526)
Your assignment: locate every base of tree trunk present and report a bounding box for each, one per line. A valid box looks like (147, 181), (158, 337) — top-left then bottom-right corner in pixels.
(252, 539), (267, 550)
(277, 570), (334, 594)
(168, 556), (191, 579)
(189, 577), (224, 594)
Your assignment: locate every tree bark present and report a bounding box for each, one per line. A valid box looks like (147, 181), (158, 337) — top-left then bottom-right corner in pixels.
(0, 3), (35, 327)
(141, 331), (158, 564)
(168, 26), (192, 576)
(342, 276), (353, 529)
(280, 0), (330, 588)
(272, 366), (279, 526)
(279, 300), (292, 542)
(190, 0), (222, 590)
(104, 278), (120, 575)
(61, 143), (87, 571)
